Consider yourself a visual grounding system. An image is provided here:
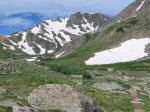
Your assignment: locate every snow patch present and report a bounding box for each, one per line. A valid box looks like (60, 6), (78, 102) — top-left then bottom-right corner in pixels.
(26, 57), (37, 62)
(83, 17), (95, 31)
(60, 32), (71, 42)
(9, 40), (17, 46)
(44, 17), (97, 45)
(33, 42), (54, 54)
(55, 52), (65, 58)
(136, 0), (145, 11)
(1, 43), (15, 50)
(85, 38), (150, 65)
(18, 32), (36, 55)
(31, 27), (41, 34)
(117, 20), (121, 23)
(33, 42), (46, 54)
(45, 18), (69, 35)
(3, 46), (6, 50)
(47, 50), (54, 54)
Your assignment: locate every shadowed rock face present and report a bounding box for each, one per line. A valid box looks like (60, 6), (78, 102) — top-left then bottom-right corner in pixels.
(67, 12), (86, 27)
(28, 84), (101, 112)
(67, 12), (110, 28)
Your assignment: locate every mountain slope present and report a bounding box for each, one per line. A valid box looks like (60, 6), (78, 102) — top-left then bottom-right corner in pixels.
(44, 11), (150, 65)
(42, 0), (150, 65)
(115, 0), (150, 21)
(0, 36), (29, 60)
(0, 12), (111, 58)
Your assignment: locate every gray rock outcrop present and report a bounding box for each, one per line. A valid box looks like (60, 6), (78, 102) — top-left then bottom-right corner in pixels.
(93, 82), (123, 91)
(28, 84), (101, 112)
(0, 87), (8, 95)
(0, 100), (19, 107)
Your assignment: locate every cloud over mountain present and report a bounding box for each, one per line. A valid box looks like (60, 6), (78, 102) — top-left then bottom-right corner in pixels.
(0, 0), (134, 34)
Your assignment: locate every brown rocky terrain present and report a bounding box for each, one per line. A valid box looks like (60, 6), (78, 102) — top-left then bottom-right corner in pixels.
(0, 35), (6, 41)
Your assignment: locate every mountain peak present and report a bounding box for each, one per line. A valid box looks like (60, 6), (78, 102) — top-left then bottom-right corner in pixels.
(67, 12), (111, 28)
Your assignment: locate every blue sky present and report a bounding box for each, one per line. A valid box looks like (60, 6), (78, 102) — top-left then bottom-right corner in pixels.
(0, 0), (134, 35)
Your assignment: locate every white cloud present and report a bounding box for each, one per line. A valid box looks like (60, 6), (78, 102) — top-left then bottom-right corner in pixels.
(0, 0), (135, 34)
(0, 17), (33, 26)
(0, 0), (135, 17)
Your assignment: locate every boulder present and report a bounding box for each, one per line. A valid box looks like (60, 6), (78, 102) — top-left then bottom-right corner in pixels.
(93, 82), (123, 91)
(0, 100), (19, 107)
(0, 87), (8, 94)
(28, 84), (101, 112)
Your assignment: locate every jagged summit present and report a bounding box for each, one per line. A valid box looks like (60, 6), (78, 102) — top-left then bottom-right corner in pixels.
(67, 12), (110, 28)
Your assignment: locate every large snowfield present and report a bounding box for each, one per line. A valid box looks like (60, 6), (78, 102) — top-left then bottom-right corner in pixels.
(85, 38), (150, 65)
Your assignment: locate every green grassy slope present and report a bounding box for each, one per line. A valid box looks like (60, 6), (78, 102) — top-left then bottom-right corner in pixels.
(0, 60), (135, 112)
(0, 43), (28, 60)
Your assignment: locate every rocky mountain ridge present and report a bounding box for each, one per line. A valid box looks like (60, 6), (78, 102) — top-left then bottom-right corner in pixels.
(0, 12), (111, 58)
(115, 0), (150, 21)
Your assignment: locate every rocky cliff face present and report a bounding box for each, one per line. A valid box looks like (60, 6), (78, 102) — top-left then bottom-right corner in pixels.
(0, 12), (111, 58)
(66, 12), (110, 28)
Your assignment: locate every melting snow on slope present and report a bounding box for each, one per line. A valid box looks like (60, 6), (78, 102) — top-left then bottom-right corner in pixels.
(85, 38), (150, 65)
(44, 18), (95, 36)
(33, 42), (54, 54)
(1, 43), (15, 50)
(43, 17), (96, 47)
(18, 32), (36, 55)
(136, 0), (145, 11)
(83, 17), (95, 31)
(25, 57), (37, 62)
(55, 51), (65, 58)
(31, 27), (41, 34)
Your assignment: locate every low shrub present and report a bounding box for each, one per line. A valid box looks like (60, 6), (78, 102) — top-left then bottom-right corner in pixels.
(39, 62), (92, 79)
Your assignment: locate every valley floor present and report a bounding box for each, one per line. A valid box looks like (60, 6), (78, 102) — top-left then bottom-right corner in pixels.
(0, 60), (150, 112)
